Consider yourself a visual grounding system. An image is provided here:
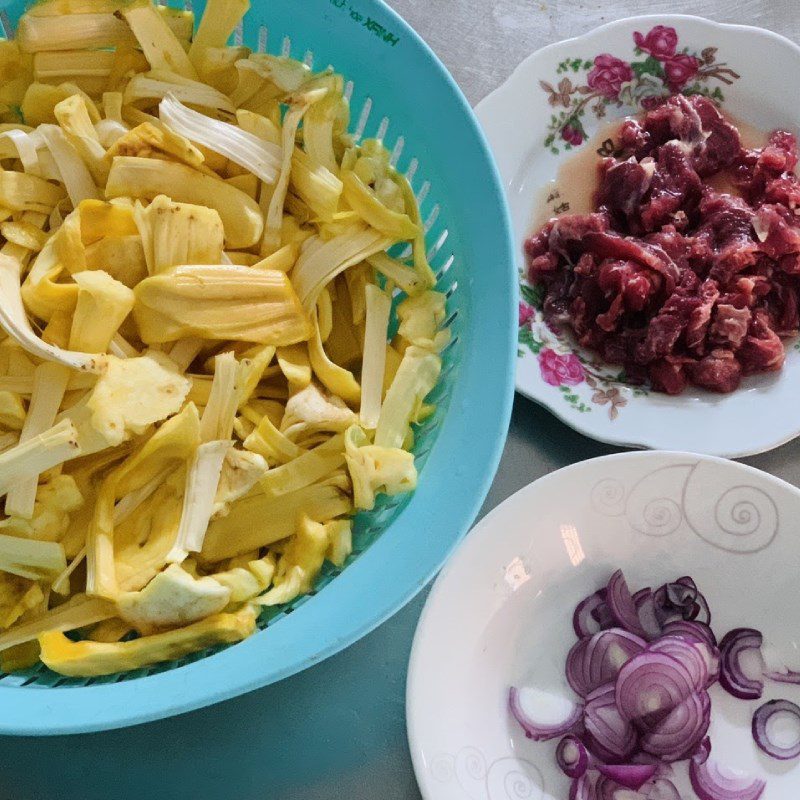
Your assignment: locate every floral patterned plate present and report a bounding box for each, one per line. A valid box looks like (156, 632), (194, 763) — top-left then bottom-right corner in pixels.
(407, 452), (800, 800)
(475, 16), (800, 457)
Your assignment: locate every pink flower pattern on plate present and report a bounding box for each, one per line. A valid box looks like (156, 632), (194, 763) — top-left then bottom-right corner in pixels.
(633, 25), (678, 59)
(664, 53), (701, 90)
(586, 54), (634, 99)
(540, 25), (740, 156)
(538, 348), (585, 387)
(519, 301), (535, 327)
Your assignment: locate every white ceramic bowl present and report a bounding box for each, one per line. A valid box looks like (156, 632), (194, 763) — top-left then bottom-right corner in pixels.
(407, 452), (800, 799)
(476, 15), (800, 457)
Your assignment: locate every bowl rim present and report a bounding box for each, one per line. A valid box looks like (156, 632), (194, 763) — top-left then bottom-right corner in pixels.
(476, 13), (800, 458)
(0, 0), (517, 735)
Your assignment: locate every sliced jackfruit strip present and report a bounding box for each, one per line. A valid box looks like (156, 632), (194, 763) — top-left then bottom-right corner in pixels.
(122, 3), (198, 81)
(374, 345), (441, 449)
(133, 265), (311, 346)
(104, 122), (205, 171)
(39, 603), (256, 677)
(259, 433), (345, 498)
(291, 224), (393, 311)
(201, 481), (351, 562)
(106, 156), (263, 248)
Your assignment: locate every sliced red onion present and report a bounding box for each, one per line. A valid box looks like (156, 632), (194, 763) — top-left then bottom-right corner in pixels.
(615, 651), (695, 723)
(719, 628), (765, 700)
(557, 735), (590, 778)
(593, 776), (632, 800)
(597, 764), (657, 790)
(693, 736), (712, 765)
(607, 570), (648, 638)
(642, 778), (681, 800)
(690, 590), (712, 626)
(630, 751), (673, 773)
(567, 629), (647, 698)
(764, 668), (800, 686)
(665, 580), (698, 609)
(584, 683), (638, 762)
(633, 589), (662, 640)
(660, 619), (717, 649)
(652, 579), (711, 628)
(689, 757), (765, 800)
(648, 636), (709, 690)
(752, 699), (800, 760)
(574, 588), (615, 638)
(569, 773), (594, 800)
(508, 686), (583, 741)
(651, 586), (682, 628)
(698, 644), (721, 686)
(640, 690), (711, 762)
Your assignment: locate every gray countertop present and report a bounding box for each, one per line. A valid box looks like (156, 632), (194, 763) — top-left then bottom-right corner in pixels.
(1, 2), (799, 799)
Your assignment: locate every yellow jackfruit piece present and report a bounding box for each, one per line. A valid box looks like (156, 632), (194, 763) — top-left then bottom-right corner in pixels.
(0, 574), (44, 630)
(106, 156), (264, 249)
(0, 391), (26, 430)
(325, 519), (352, 567)
(0, 473), (83, 542)
(39, 604), (256, 677)
(68, 271), (135, 353)
(211, 552), (275, 605)
(280, 383), (356, 441)
(201, 481), (351, 562)
(254, 515), (328, 606)
(116, 563), (231, 633)
(343, 425), (417, 511)
(133, 266), (311, 346)
(86, 403), (200, 598)
(104, 122), (205, 171)
(133, 195), (224, 275)
(396, 290), (450, 352)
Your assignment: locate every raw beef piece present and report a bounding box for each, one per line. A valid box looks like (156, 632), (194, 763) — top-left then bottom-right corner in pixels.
(524, 94), (800, 394)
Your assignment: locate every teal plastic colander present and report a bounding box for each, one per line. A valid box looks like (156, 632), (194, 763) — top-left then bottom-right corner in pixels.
(0, 0), (516, 734)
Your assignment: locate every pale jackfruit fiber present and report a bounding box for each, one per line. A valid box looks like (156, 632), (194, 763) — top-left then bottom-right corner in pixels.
(116, 563), (231, 634)
(280, 383), (356, 441)
(0, 474), (83, 542)
(86, 352), (190, 446)
(213, 448), (268, 518)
